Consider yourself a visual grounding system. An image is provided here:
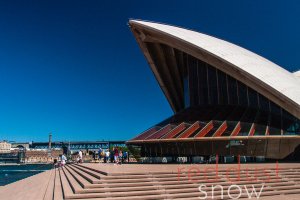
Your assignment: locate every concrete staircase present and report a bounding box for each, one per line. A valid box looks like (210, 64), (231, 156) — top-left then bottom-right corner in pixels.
(44, 163), (300, 200)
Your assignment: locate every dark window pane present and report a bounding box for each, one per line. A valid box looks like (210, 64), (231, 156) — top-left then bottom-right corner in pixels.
(258, 94), (270, 112)
(282, 110), (300, 135)
(183, 53), (190, 108)
(217, 70), (228, 105)
(248, 87), (258, 108)
(207, 65), (218, 105)
(227, 76), (238, 105)
(187, 55), (198, 107)
(270, 101), (281, 116)
(197, 60), (209, 105)
(237, 82), (248, 106)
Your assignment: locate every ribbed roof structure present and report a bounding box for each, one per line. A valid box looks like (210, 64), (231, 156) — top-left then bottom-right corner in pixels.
(129, 20), (300, 118)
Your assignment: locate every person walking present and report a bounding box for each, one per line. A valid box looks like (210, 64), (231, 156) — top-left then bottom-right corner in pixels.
(61, 154), (67, 166)
(93, 151), (97, 162)
(114, 147), (119, 164)
(98, 148), (103, 162)
(119, 150), (123, 164)
(105, 150), (110, 163)
(123, 151), (128, 163)
(110, 148), (114, 163)
(78, 150), (83, 164)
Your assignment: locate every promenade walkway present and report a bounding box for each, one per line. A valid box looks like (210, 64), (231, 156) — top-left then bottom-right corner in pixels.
(0, 163), (300, 199)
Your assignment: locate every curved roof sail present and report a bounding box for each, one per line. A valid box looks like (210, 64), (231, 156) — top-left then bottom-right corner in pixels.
(294, 70), (300, 79)
(129, 20), (300, 119)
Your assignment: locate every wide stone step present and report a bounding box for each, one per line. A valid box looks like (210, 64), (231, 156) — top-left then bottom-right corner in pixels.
(154, 172), (283, 182)
(2, 163), (300, 200)
(79, 174), (289, 189)
(66, 194), (167, 200)
(68, 165), (101, 184)
(171, 188), (300, 200)
(145, 176), (283, 186)
(82, 184), (162, 193)
(65, 165), (92, 188)
(94, 180), (157, 188)
(71, 164), (103, 179)
(187, 176), (287, 184)
(75, 163), (300, 179)
(164, 182), (297, 195)
(59, 167), (75, 199)
(73, 164), (108, 176)
(62, 166), (85, 194)
(63, 189), (166, 199)
(279, 174), (300, 178)
(70, 170), (288, 185)
(104, 167), (300, 176)
(103, 170), (299, 182)
(59, 166), (298, 198)
(101, 177), (154, 183)
(43, 168), (56, 200)
(62, 186), (300, 200)
(55, 164), (300, 199)
(160, 185), (300, 200)
(162, 179), (293, 191)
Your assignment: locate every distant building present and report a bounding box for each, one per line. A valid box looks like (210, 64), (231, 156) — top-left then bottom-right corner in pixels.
(24, 149), (63, 163)
(30, 141), (126, 152)
(0, 141), (11, 153)
(11, 142), (30, 149)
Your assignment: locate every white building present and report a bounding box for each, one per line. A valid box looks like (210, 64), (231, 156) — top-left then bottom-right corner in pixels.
(0, 141), (12, 153)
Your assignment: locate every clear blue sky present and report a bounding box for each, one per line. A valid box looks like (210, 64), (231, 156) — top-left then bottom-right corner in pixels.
(0, 0), (299, 142)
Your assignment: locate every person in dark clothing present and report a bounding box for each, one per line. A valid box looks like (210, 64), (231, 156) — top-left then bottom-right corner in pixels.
(110, 148), (114, 163)
(114, 147), (119, 164)
(93, 151), (96, 161)
(123, 151), (128, 163)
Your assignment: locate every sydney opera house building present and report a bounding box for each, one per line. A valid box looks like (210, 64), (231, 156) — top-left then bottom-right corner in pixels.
(127, 20), (300, 161)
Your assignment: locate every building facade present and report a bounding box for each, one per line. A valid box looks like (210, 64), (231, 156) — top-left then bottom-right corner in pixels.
(127, 20), (300, 161)
(0, 141), (11, 153)
(30, 141), (126, 152)
(24, 149), (63, 163)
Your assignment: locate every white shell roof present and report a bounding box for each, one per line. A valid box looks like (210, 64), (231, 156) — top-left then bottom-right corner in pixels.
(130, 20), (300, 110)
(294, 71), (300, 78)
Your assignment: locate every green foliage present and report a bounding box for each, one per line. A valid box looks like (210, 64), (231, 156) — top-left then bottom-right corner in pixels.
(127, 145), (141, 162)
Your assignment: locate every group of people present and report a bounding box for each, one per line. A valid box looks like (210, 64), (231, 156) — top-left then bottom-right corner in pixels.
(74, 147), (128, 164)
(54, 154), (68, 167)
(55, 147), (128, 167)
(96, 147), (128, 164)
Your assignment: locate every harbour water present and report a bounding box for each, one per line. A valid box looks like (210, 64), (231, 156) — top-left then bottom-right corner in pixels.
(0, 164), (52, 186)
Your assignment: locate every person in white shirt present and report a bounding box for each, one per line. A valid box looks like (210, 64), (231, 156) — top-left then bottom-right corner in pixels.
(78, 150), (83, 163)
(61, 154), (67, 166)
(105, 150), (110, 163)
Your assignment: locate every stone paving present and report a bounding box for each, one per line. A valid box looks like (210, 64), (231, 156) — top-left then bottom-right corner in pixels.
(0, 163), (299, 199)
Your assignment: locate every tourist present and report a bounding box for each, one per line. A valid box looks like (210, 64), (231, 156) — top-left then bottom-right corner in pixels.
(53, 158), (58, 168)
(61, 154), (67, 166)
(98, 147), (104, 162)
(105, 150), (110, 163)
(103, 151), (107, 163)
(123, 151), (128, 163)
(93, 151), (97, 162)
(119, 150), (123, 164)
(98, 147), (102, 162)
(110, 148), (114, 163)
(101, 150), (105, 162)
(78, 150), (83, 163)
(114, 147), (119, 164)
